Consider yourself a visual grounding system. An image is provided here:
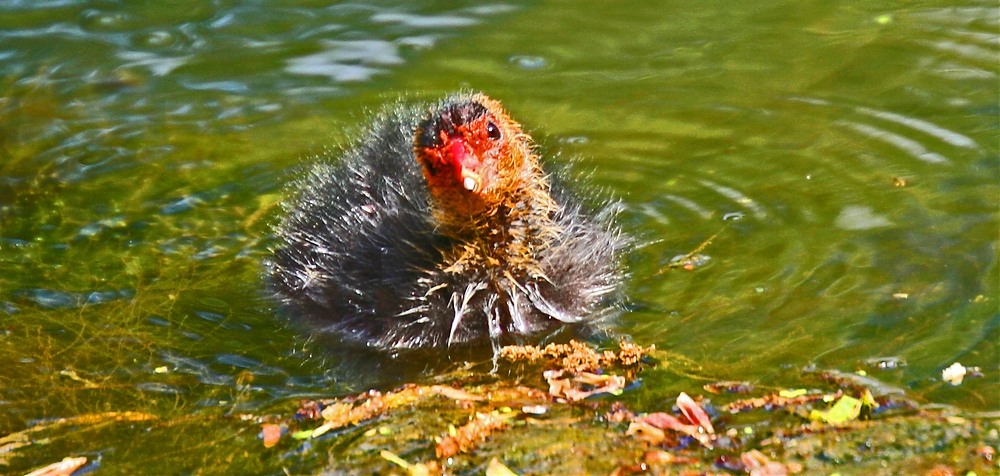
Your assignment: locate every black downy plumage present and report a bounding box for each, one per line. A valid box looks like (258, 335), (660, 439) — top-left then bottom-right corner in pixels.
(268, 92), (628, 350)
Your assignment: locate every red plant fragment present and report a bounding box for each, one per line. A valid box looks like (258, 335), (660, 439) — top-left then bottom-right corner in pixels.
(629, 393), (717, 448)
(676, 392), (714, 434)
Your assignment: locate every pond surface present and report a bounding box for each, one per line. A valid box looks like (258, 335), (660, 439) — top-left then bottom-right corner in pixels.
(1, 0), (996, 473)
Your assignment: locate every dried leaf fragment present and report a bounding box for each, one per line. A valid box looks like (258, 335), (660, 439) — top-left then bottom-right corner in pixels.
(723, 390), (834, 413)
(628, 393), (716, 448)
(435, 412), (511, 459)
(431, 385), (484, 401)
(676, 392), (715, 434)
(544, 370), (626, 401)
(486, 457), (519, 476)
(636, 412), (690, 433)
(25, 456), (87, 476)
(704, 380), (754, 394)
(644, 449), (696, 465)
(634, 412), (713, 448)
(626, 421), (667, 444)
(741, 449), (792, 476)
(379, 450), (433, 476)
(307, 384), (427, 437)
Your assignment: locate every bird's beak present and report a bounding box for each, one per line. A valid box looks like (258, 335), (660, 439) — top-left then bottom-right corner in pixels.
(461, 169), (480, 192)
(446, 137), (483, 193)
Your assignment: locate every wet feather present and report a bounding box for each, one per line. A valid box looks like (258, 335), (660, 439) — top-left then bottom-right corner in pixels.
(268, 92), (628, 349)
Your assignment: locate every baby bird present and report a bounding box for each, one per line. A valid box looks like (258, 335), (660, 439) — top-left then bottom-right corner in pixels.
(269, 92), (627, 350)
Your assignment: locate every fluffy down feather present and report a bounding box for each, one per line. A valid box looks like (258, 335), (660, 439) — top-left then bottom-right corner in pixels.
(268, 92), (628, 349)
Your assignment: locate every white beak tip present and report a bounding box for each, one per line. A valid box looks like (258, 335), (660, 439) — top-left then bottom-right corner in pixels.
(463, 176), (478, 191)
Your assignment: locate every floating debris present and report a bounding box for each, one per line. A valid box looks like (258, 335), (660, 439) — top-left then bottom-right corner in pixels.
(23, 456), (87, 476)
(810, 394), (863, 425)
(660, 224), (729, 273)
(261, 423), (281, 448)
(499, 339), (651, 372)
(739, 449), (799, 475)
(677, 391), (714, 434)
(628, 392), (716, 449)
(723, 389), (833, 413)
(242, 341), (994, 474)
(862, 356), (907, 370)
(544, 369), (626, 401)
(486, 457), (519, 476)
(521, 405), (547, 415)
(303, 385), (428, 438)
(430, 385), (485, 402)
(668, 253), (711, 271)
(942, 362), (968, 386)
(436, 411), (512, 459)
(380, 450), (435, 476)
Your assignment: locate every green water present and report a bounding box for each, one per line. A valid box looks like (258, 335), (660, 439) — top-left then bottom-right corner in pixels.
(1, 1), (996, 473)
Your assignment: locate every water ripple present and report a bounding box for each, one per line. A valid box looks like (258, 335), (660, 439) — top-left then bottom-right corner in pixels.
(922, 38), (997, 66)
(854, 106), (979, 149)
(696, 179), (768, 219)
(117, 50), (189, 76)
(834, 205), (894, 231)
(909, 5), (1000, 80)
(215, 353), (284, 376)
(0, 0), (524, 172)
(839, 121), (951, 165)
(661, 194), (713, 220)
(285, 39), (403, 82)
(371, 12), (479, 28)
(908, 6), (999, 27)
(13, 288), (133, 309)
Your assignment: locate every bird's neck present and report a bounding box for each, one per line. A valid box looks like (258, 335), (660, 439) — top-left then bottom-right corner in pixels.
(437, 161), (560, 277)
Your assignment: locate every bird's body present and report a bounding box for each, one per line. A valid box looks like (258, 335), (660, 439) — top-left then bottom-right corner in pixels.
(269, 93), (627, 349)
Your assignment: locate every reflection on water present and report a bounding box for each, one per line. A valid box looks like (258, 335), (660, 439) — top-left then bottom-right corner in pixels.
(0, 0), (996, 473)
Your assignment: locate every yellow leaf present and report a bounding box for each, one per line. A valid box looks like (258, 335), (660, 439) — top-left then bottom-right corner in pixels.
(779, 389), (807, 398)
(809, 395), (862, 425)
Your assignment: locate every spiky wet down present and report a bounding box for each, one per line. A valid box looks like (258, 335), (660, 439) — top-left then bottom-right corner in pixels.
(269, 92), (629, 350)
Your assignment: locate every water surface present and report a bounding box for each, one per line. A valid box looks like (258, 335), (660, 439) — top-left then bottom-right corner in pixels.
(1, 0), (996, 473)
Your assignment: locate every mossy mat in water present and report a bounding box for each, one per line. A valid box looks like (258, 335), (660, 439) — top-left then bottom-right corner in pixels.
(254, 341), (997, 475)
(5, 340), (996, 475)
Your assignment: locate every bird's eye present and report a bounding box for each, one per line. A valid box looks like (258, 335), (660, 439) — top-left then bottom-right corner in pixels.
(485, 121), (501, 140)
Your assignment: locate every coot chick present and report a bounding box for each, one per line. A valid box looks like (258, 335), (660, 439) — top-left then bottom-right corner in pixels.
(269, 92), (627, 350)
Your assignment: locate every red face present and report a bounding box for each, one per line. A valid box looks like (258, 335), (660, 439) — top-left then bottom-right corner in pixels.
(414, 95), (526, 217)
(420, 114), (504, 194)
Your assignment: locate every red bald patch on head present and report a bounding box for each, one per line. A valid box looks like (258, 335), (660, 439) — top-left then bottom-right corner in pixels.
(447, 137), (470, 168)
